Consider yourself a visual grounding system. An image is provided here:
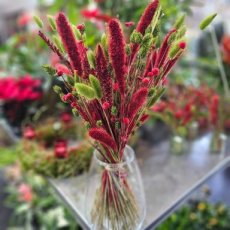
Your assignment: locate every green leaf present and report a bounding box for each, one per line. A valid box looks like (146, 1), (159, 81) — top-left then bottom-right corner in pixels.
(75, 83), (95, 100)
(89, 74), (102, 99)
(199, 13), (217, 30)
(42, 64), (56, 76)
(33, 15), (43, 28)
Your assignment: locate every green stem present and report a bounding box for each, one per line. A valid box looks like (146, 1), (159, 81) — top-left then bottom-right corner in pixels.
(209, 26), (230, 98)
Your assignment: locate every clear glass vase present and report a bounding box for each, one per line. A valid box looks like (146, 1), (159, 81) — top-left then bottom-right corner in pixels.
(187, 121), (199, 139)
(85, 145), (146, 230)
(170, 135), (186, 155)
(210, 132), (227, 154)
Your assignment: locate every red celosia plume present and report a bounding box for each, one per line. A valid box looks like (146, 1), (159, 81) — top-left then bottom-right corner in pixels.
(128, 87), (148, 120)
(56, 13), (83, 76)
(136, 0), (159, 35)
(89, 127), (117, 150)
(108, 19), (126, 95)
(96, 45), (112, 103)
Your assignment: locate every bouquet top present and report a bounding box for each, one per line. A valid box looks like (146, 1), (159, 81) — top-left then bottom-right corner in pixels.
(38, 0), (187, 163)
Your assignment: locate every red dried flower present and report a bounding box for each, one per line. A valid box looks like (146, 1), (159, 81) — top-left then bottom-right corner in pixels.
(151, 68), (160, 76)
(77, 23), (85, 31)
(122, 117), (130, 124)
(56, 13), (83, 76)
(128, 87), (148, 120)
(102, 102), (111, 110)
(178, 41), (186, 49)
(136, 0), (159, 35)
(96, 45), (112, 103)
(108, 19), (126, 95)
(89, 127), (117, 150)
(142, 78), (150, 85)
(113, 83), (119, 91)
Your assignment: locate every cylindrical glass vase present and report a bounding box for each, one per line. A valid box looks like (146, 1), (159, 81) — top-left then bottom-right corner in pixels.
(170, 135), (186, 155)
(210, 132), (227, 154)
(85, 145), (146, 230)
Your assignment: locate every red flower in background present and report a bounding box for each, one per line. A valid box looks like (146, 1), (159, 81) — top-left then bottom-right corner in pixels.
(54, 140), (68, 158)
(23, 126), (36, 140)
(221, 35), (230, 65)
(0, 75), (42, 102)
(209, 94), (219, 126)
(81, 8), (112, 23)
(18, 184), (33, 202)
(17, 12), (32, 27)
(61, 112), (72, 124)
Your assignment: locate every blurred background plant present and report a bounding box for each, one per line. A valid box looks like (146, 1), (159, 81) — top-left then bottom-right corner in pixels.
(156, 187), (230, 230)
(5, 171), (79, 229)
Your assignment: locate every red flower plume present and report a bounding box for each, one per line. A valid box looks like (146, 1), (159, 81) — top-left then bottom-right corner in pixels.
(96, 45), (112, 103)
(89, 127), (117, 150)
(128, 87), (148, 120)
(136, 0), (159, 35)
(108, 19), (126, 95)
(56, 12), (83, 76)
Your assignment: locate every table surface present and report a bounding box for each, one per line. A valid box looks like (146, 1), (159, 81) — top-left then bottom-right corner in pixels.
(49, 133), (230, 230)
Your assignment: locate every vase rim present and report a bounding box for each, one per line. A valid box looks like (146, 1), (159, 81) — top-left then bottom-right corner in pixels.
(93, 145), (135, 169)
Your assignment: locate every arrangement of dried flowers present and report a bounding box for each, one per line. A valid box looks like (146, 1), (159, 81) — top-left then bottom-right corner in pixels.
(36, 0), (187, 228)
(19, 120), (93, 178)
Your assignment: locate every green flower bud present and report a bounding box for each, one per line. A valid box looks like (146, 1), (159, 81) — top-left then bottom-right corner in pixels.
(53, 85), (62, 94)
(148, 88), (165, 107)
(52, 35), (64, 53)
(125, 44), (131, 55)
(72, 108), (79, 117)
(96, 120), (103, 126)
(174, 14), (185, 29)
(199, 13), (217, 30)
(169, 43), (180, 59)
(33, 15), (43, 28)
(72, 25), (82, 39)
(111, 106), (117, 115)
(47, 15), (56, 31)
(42, 64), (56, 77)
(84, 122), (91, 129)
(101, 33), (107, 50)
(176, 25), (187, 40)
(87, 50), (96, 68)
(130, 30), (143, 43)
(89, 74), (102, 99)
(115, 121), (120, 130)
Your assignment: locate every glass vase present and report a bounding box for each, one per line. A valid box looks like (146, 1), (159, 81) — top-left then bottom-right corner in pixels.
(210, 132), (227, 154)
(85, 145), (146, 230)
(170, 135), (186, 155)
(187, 121), (199, 140)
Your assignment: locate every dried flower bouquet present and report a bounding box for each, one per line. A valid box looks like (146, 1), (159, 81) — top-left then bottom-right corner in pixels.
(36, 0), (186, 229)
